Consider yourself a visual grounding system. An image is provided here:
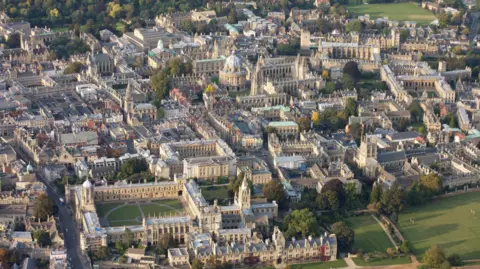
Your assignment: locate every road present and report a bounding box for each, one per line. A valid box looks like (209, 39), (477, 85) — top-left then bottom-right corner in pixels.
(16, 149), (90, 269)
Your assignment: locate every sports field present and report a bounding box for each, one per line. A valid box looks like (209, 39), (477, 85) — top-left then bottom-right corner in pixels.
(398, 192), (480, 260)
(347, 3), (436, 26)
(96, 199), (184, 227)
(346, 215), (393, 252)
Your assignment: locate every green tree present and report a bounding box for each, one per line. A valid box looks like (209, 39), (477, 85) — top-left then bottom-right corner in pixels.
(349, 122), (362, 142)
(370, 184), (382, 204)
(284, 209), (318, 238)
(341, 74), (355, 89)
(33, 231), (52, 247)
(345, 98), (357, 116)
(227, 7), (237, 24)
(345, 19), (362, 33)
(191, 258), (203, 269)
(154, 234), (176, 255)
(423, 245), (447, 269)
(400, 240), (412, 254)
(343, 61), (361, 82)
(408, 101), (424, 122)
(262, 180), (286, 205)
(34, 194), (55, 221)
(447, 253), (461, 266)
(7, 33), (21, 48)
(396, 118), (409, 132)
(380, 182), (404, 214)
(420, 173), (442, 194)
(64, 62), (83, 74)
(331, 221), (355, 253)
(399, 29), (409, 42)
(296, 117), (311, 132)
(90, 246), (110, 261)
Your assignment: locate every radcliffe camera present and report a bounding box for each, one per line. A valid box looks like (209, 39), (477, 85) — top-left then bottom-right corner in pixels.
(0, 0), (479, 268)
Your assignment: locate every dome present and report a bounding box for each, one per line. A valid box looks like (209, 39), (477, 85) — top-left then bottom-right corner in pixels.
(82, 179), (93, 189)
(223, 51), (243, 73)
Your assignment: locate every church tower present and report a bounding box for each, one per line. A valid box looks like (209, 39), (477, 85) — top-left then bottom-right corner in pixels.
(235, 175), (251, 209)
(357, 133), (377, 168)
(81, 180), (95, 211)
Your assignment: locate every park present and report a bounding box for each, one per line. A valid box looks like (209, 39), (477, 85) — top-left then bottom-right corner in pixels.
(347, 3), (436, 26)
(398, 192), (480, 260)
(96, 199), (184, 227)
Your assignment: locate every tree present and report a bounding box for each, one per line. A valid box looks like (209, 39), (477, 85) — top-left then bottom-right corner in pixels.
(408, 101), (424, 122)
(154, 234), (176, 255)
(296, 117), (311, 132)
(399, 29), (409, 42)
(324, 81), (336, 94)
(420, 174), (442, 194)
(227, 8), (237, 24)
(331, 221), (355, 253)
(321, 178), (345, 205)
(34, 194), (55, 221)
(311, 111), (321, 126)
(284, 209), (318, 238)
(400, 240), (412, 254)
(345, 98), (357, 117)
(396, 118), (409, 132)
(461, 27), (470, 35)
(386, 247), (395, 258)
(447, 253), (461, 266)
(423, 245), (447, 269)
(33, 231), (52, 247)
(7, 33), (21, 48)
(205, 84), (216, 93)
(0, 248), (10, 264)
(341, 74), (355, 90)
(262, 180), (286, 205)
(191, 258), (203, 269)
(349, 122), (362, 142)
(345, 19), (362, 33)
(343, 61), (361, 82)
(321, 69), (329, 80)
(64, 62), (83, 74)
(380, 182), (404, 214)
(90, 246), (110, 261)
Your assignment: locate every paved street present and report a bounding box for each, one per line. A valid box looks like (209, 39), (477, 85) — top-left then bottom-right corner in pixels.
(16, 149), (89, 269)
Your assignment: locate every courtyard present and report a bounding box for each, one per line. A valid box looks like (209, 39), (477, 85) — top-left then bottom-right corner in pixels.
(96, 199), (184, 227)
(347, 3), (436, 26)
(346, 215), (394, 253)
(398, 192), (480, 260)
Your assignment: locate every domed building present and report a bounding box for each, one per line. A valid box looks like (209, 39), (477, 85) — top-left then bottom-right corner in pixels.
(219, 50), (247, 91)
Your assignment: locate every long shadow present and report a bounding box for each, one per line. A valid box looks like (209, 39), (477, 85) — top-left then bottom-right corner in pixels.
(403, 223), (459, 242)
(413, 239), (467, 258)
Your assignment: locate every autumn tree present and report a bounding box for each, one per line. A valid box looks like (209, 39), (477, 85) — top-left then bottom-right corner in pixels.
(420, 173), (442, 194)
(205, 84), (216, 93)
(321, 69), (329, 80)
(34, 194), (55, 221)
(262, 180), (286, 205)
(296, 117), (311, 132)
(311, 111), (321, 126)
(423, 245), (447, 269)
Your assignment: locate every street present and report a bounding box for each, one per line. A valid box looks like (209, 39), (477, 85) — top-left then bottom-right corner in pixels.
(16, 148), (90, 269)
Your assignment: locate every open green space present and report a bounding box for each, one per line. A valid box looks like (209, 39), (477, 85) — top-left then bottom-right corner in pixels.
(96, 203), (124, 218)
(346, 215), (393, 253)
(290, 259), (348, 269)
(200, 185), (230, 201)
(51, 26), (69, 32)
(347, 3), (435, 26)
(353, 256), (411, 266)
(107, 205), (142, 221)
(398, 192), (480, 260)
(140, 200), (184, 216)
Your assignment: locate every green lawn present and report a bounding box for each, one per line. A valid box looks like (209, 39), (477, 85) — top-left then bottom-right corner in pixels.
(96, 203), (124, 218)
(346, 215), (393, 253)
(353, 256), (411, 266)
(291, 259), (348, 269)
(347, 3), (436, 26)
(107, 205), (142, 221)
(200, 186), (230, 201)
(398, 192), (480, 260)
(140, 200), (184, 216)
(51, 26), (69, 32)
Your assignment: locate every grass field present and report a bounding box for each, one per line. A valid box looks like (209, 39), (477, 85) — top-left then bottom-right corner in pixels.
(97, 199), (184, 227)
(200, 186), (230, 201)
(290, 259), (348, 269)
(108, 205), (141, 221)
(353, 256), (411, 266)
(398, 192), (480, 260)
(96, 203), (125, 218)
(347, 3), (435, 26)
(346, 215), (393, 253)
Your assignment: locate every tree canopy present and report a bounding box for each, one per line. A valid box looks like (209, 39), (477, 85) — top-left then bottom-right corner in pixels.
(262, 180), (286, 205)
(283, 209), (318, 239)
(331, 221), (355, 253)
(34, 194), (55, 221)
(64, 62), (84, 74)
(423, 245), (447, 269)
